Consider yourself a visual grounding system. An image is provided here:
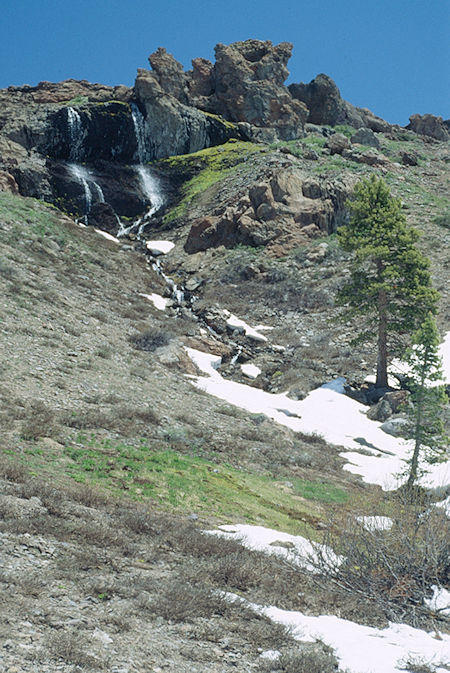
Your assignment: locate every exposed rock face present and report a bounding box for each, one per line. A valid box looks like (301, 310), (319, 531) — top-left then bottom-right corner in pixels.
(407, 113), (449, 141)
(149, 47), (189, 103)
(289, 74), (391, 132)
(142, 40), (308, 141)
(211, 40), (308, 139)
(0, 170), (19, 193)
(134, 69), (240, 160)
(184, 168), (355, 253)
(6, 79), (132, 104)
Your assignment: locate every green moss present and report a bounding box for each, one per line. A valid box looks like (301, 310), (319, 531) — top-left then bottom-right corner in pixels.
(60, 95), (89, 106)
(200, 109), (238, 130)
(160, 141), (263, 223)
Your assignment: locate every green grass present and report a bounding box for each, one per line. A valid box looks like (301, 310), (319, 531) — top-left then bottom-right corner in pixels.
(160, 140), (264, 223)
(14, 433), (349, 536)
(292, 479), (348, 504)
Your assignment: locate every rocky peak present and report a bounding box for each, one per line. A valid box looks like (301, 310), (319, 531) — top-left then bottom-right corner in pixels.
(148, 47), (189, 103)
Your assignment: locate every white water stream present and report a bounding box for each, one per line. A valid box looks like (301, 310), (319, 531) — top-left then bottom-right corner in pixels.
(116, 104), (165, 238)
(67, 163), (105, 222)
(66, 107), (84, 162)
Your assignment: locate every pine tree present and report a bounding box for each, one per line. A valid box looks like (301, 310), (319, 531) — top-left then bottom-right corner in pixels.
(402, 314), (448, 489)
(337, 175), (439, 388)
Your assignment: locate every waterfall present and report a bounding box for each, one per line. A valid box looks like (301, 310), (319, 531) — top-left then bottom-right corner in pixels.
(68, 164), (105, 220)
(66, 107), (84, 161)
(131, 103), (148, 163)
(137, 166), (164, 218)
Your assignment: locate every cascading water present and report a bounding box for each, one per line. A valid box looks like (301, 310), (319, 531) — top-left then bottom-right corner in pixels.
(118, 104), (165, 238)
(68, 164), (105, 223)
(66, 107), (84, 162)
(131, 103), (148, 164)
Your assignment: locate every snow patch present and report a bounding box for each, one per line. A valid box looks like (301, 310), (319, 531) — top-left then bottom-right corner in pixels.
(356, 516), (393, 531)
(424, 586), (450, 616)
(241, 364), (261, 379)
(145, 240), (175, 255)
(138, 292), (169, 311)
(239, 598), (450, 673)
(224, 311), (268, 342)
(205, 524), (342, 572)
(94, 229), (120, 244)
(434, 495), (450, 517)
(186, 348), (450, 490)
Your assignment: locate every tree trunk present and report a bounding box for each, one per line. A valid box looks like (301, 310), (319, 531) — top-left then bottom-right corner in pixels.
(406, 385), (424, 490)
(376, 285), (388, 388)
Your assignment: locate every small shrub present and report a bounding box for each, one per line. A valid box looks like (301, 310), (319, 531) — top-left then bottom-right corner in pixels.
(46, 630), (105, 669)
(128, 327), (171, 352)
(309, 492), (450, 627)
(21, 400), (58, 440)
(151, 579), (230, 622)
(432, 211), (450, 229)
(0, 458), (28, 483)
(260, 644), (340, 672)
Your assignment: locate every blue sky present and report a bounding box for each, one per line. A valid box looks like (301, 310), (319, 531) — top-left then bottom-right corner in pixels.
(1, 0), (448, 126)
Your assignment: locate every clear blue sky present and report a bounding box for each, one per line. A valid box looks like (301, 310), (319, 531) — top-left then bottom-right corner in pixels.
(1, 0), (449, 126)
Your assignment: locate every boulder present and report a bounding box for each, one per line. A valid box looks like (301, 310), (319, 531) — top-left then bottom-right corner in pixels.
(351, 127), (380, 148)
(325, 133), (351, 155)
(407, 113), (449, 141)
(400, 150), (419, 166)
(87, 202), (120, 233)
(380, 417), (410, 437)
(0, 170), (19, 193)
(149, 47), (189, 103)
(366, 399), (393, 422)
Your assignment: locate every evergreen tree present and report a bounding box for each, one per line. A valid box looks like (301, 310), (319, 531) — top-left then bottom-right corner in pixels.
(402, 314), (448, 489)
(337, 175), (439, 388)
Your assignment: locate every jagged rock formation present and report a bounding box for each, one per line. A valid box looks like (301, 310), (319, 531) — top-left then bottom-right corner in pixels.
(407, 113), (450, 141)
(289, 73), (391, 132)
(140, 40), (308, 141)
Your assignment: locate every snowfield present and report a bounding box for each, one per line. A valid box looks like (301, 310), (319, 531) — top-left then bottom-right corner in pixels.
(186, 347), (450, 491)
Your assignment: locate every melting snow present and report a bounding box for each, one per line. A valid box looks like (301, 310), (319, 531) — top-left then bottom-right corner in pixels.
(138, 292), (169, 311)
(94, 229), (120, 244)
(186, 348), (450, 490)
(145, 240), (175, 255)
(223, 311), (268, 342)
(236, 597), (450, 673)
(424, 586), (450, 616)
(205, 524), (342, 571)
(356, 516), (393, 531)
(241, 363), (261, 379)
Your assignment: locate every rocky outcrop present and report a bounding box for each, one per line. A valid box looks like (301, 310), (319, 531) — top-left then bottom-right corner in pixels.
(185, 169), (355, 253)
(407, 113), (449, 141)
(142, 40), (308, 141)
(289, 74), (390, 132)
(211, 40), (308, 140)
(134, 69), (240, 160)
